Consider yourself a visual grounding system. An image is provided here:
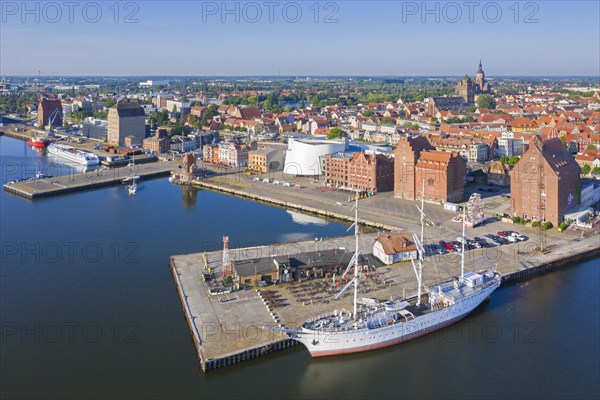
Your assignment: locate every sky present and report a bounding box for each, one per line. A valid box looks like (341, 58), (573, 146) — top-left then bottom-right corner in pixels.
(1, 0), (599, 76)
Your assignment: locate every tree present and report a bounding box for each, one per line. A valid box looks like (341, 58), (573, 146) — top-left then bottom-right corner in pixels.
(587, 144), (597, 150)
(362, 109), (374, 117)
(327, 128), (345, 140)
(559, 135), (569, 149)
(592, 166), (600, 176)
(476, 94), (496, 109)
(581, 164), (591, 175)
(103, 99), (117, 108)
(466, 107), (477, 113)
(499, 156), (509, 164)
(508, 156), (520, 165)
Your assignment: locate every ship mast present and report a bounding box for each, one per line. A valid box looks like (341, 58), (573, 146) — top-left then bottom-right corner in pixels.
(461, 206), (466, 280)
(334, 190), (361, 320)
(352, 190), (359, 319)
(412, 179), (426, 307)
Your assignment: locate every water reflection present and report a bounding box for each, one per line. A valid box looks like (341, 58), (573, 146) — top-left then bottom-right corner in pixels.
(181, 186), (199, 208)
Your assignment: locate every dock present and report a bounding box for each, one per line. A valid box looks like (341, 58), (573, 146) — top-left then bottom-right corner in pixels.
(3, 161), (175, 199)
(170, 227), (600, 372)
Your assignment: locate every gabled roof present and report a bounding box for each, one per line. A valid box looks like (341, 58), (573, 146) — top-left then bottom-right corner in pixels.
(375, 232), (416, 255)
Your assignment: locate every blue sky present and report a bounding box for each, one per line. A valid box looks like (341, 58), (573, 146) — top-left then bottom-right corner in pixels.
(1, 1), (599, 76)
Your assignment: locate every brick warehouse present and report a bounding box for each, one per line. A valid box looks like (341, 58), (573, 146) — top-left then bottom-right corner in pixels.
(37, 94), (63, 127)
(510, 138), (581, 225)
(394, 136), (466, 204)
(324, 152), (394, 193)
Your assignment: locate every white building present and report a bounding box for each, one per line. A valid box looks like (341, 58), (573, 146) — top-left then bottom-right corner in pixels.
(497, 132), (523, 158)
(283, 137), (347, 176)
(166, 100), (190, 113)
(139, 80), (170, 87)
(141, 104), (157, 116)
(581, 180), (600, 207)
(373, 233), (418, 265)
(469, 142), (488, 163)
(170, 136), (196, 153)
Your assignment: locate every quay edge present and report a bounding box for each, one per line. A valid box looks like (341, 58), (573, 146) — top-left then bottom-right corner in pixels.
(170, 238), (600, 373)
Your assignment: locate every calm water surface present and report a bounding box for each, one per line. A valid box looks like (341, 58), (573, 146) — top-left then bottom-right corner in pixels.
(1, 136), (598, 399)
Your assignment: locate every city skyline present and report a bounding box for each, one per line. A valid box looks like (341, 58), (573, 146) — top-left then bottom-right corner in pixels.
(1, 1), (599, 76)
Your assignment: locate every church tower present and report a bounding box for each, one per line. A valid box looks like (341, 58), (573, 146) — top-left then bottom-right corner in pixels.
(455, 75), (474, 103)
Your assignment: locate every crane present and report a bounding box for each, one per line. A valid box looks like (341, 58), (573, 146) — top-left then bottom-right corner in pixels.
(47, 108), (61, 129)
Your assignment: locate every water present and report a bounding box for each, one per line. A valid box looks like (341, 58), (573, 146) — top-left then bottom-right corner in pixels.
(1, 136), (599, 399)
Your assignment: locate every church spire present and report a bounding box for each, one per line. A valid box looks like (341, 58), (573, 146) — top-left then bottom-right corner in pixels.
(478, 60), (483, 73)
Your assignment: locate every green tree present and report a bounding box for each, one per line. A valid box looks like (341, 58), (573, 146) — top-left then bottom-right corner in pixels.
(586, 144), (596, 150)
(327, 128), (345, 140)
(476, 94), (496, 109)
(508, 156), (520, 165)
(103, 99), (117, 108)
(581, 164), (591, 175)
(362, 109), (375, 117)
(559, 135), (569, 149)
(499, 156), (509, 164)
(592, 166), (600, 176)
(466, 107), (477, 113)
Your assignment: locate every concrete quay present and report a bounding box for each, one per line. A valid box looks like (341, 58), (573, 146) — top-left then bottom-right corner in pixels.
(3, 161), (175, 199)
(170, 223), (599, 373)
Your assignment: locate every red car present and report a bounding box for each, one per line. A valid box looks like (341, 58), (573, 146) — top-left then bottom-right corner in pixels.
(497, 231), (507, 237)
(444, 243), (455, 251)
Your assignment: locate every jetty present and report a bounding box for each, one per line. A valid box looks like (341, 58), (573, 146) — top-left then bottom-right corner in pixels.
(3, 161), (175, 199)
(170, 226), (599, 372)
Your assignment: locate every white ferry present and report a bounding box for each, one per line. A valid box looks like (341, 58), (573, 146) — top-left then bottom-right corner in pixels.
(47, 143), (100, 166)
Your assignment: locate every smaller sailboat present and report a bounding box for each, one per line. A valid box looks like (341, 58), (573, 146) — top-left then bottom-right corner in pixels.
(125, 154), (138, 195)
(128, 182), (137, 195)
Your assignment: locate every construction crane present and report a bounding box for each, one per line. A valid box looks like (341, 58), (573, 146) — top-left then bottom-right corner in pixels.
(47, 108), (61, 129)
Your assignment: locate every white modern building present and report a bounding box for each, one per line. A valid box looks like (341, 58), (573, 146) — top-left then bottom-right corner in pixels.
(283, 137), (348, 176)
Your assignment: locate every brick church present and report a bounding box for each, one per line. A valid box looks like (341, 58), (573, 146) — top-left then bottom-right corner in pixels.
(455, 61), (492, 103)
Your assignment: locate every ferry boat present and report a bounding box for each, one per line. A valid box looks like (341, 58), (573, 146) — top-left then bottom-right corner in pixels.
(269, 183), (501, 357)
(27, 136), (48, 148)
(48, 143), (100, 166)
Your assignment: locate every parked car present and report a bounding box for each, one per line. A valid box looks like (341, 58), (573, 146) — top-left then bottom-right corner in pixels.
(512, 233), (526, 241)
(497, 231), (507, 237)
(506, 235), (518, 243)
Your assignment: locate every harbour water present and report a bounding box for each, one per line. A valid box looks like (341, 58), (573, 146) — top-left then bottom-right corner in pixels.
(1, 135), (599, 399)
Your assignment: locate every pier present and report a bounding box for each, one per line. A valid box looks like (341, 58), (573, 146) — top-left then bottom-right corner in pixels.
(3, 161), (175, 199)
(170, 227), (599, 373)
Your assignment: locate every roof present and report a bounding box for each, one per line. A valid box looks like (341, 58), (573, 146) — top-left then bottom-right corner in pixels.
(375, 233), (416, 255)
(111, 101), (145, 118)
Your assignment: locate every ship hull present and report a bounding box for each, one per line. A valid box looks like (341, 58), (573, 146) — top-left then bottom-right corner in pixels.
(294, 279), (500, 357)
(28, 140), (47, 148)
(48, 144), (100, 166)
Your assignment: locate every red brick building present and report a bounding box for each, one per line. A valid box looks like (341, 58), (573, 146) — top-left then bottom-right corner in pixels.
(324, 152), (394, 193)
(510, 138), (581, 225)
(37, 95), (63, 127)
(394, 136), (466, 204)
